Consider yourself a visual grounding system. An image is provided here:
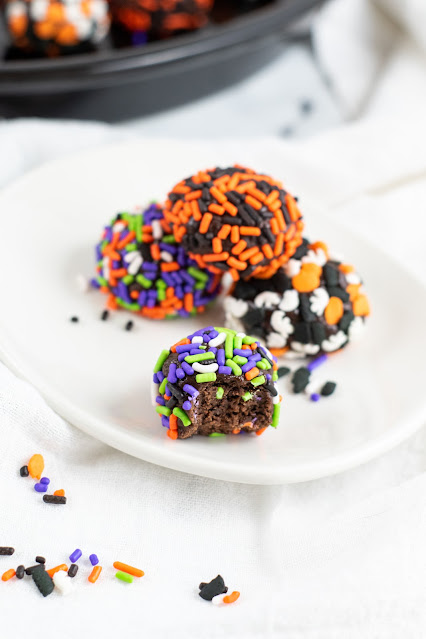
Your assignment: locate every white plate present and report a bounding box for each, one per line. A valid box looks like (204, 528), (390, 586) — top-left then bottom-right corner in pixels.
(0, 139), (425, 484)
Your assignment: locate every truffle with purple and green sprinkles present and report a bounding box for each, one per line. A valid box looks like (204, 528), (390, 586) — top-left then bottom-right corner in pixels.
(152, 327), (281, 439)
(91, 203), (221, 320)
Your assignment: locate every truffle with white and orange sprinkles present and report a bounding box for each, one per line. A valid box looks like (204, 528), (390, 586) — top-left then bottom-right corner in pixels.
(163, 165), (304, 282)
(153, 327), (281, 439)
(3, 0), (110, 55)
(224, 239), (370, 358)
(92, 203), (221, 320)
(109, 0), (213, 36)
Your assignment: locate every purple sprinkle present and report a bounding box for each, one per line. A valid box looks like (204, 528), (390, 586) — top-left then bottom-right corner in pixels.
(181, 272), (195, 286)
(218, 366), (232, 375)
(160, 243), (177, 254)
(266, 374), (272, 381)
(209, 330), (219, 339)
(143, 262), (158, 271)
(69, 549), (82, 563)
(189, 349), (204, 355)
(248, 353), (261, 363)
(209, 347), (217, 354)
(242, 361), (257, 373)
(307, 354), (328, 372)
(40, 477), (50, 485)
(178, 309), (190, 318)
(161, 416), (170, 428)
(168, 363), (177, 383)
(175, 286), (184, 300)
(176, 344), (194, 354)
(156, 396), (165, 406)
(183, 384), (199, 397)
(138, 291), (147, 307)
(118, 282), (131, 304)
(187, 328), (206, 339)
(147, 297), (155, 308)
(153, 373), (159, 384)
(34, 483), (48, 493)
(162, 273), (175, 287)
(157, 371), (164, 383)
(310, 393), (321, 402)
(143, 271), (157, 281)
(233, 349), (248, 357)
(182, 401), (192, 411)
(89, 554), (99, 566)
(176, 368), (185, 380)
(217, 349), (225, 366)
(164, 385), (170, 396)
(184, 285), (194, 295)
(91, 278), (101, 289)
(178, 353), (188, 362)
(202, 334), (211, 343)
(182, 362), (194, 376)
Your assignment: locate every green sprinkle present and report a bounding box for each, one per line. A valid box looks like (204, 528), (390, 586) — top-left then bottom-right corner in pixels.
(97, 276), (108, 287)
(259, 358), (272, 370)
(158, 377), (168, 395)
(234, 335), (243, 350)
(120, 212), (134, 231)
(187, 267), (209, 282)
(162, 234), (176, 244)
(185, 352), (215, 363)
(251, 375), (266, 387)
(157, 289), (166, 302)
(226, 359), (242, 376)
(156, 279), (167, 288)
(209, 433), (226, 437)
(122, 275), (134, 285)
(125, 243), (137, 252)
(233, 355), (248, 366)
(136, 274), (152, 289)
(242, 392), (252, 402)
(154, 349), (170, 373)
(216, 387), (224, 399)
(116, 571), (133, 583)
(173, 407), (191, 427)
(199, 344), (207, 349)
(257, 361), (267, 370)
(195, 281), (206, 290)
(271, 403), (281, 428)
(156, 405), (171, 417)
(242, 336), (256, 345)
(116, 299), (140, 312)
(272, 372), (278, 382)
(134, 214), (143, 243)
(196, 373), (217, 383)
(215, 326), (236, 336)
(225, 333), (234, 359)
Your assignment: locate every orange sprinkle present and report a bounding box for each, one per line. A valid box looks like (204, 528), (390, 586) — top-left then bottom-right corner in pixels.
(231, 240), (247, 255)
(208, 203), (224, 215)
(53, 489), (65, 497)
(106, 295), (118, 310)
(273, 209), (286, 232)
(239, 246), (259, 261)
(241, 344), (251, 350)
(28, 454), (44, 480)
(117, 230), (136, 250)
(88, 566), (102, 583)
(269, 346), (289, 357)
(269, 199), (282, 212)
(242, 422), (253, 429)
(339, 264), (355, 274)
(256, 428), (267, 436)
(218, 224), (231, 240)
(166, 286), (174, 299)
(227, 257), (247, 271)
(245, 367), (259, 381)
(184, 293), (194, 312)
(190, 200), (202, 221)
(274, 233), (284, 257)
(240, 227), (261, 236)
(262, 244), (274, 259)
(150, 244), (161, 261)
(130, 291), (139, 299)
(324, 297), (344, 325)
(249, 252), (264, 266)
(199, 213), (213, 234)
(231, 225), (240, 244)
(113, 562), (144, 578)
(203, 252), (229, 262)
(292, 264), (321, 293)
(2, 569), (15, 582)
(265, 189), (279, 206)
(245, 195), (262, 210)
(223, 201), (238, 216)
(308, 241), (329, 259)
(353, 294), (370, 317)
(247, 187), (266, 202)
(346, 283), (361, 302)
(161, 262), (180, 272)
(270, 218), (279, 235)
(210, 186), (227, 204)
(171, 338), (190, 353)
(47, 564), (67, 578)
(212, 238), (223, 254)
(224, 591), (240, 604)
(169, 414), (178, 431)
(232, 428), (241, 435)
(285, 194), (302, 221)
(229, 268), (239, 282)
(185, 189), (202, 201)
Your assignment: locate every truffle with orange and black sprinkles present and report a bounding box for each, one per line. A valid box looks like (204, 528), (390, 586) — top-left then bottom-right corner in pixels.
(224, 239), (370, 358)
(91, 203), (221, 320)
(109, 0), (213, 36)
(3, 0), (110, 56)
(163, 165), (304, 281)
(152, 327), (281, 439)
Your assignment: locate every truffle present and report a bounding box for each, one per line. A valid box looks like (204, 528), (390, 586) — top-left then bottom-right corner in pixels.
(109, 0), (213, 36)
(224, 240), (370, 358)
(152, 326), (281, 439)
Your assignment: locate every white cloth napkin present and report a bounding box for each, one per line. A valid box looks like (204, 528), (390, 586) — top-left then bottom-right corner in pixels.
(1, 112), (426, 638)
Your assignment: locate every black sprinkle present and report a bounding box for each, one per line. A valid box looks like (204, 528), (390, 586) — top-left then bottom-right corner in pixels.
(125, 320), (134, 331)
(292, 367), (311, 394)
(167, 382), (186, 402)
(16, 565), (25, 579)
(166, 396), (178, 409)
(292, 238), (310, 260)
(70, 316), (79, 323)
(293, 323), (311, 344)
(68, 564), (78, 578)
(311, 323), (327, 345)
(101, 310), (109, 321)
(32, 565), (54, 597)
(277, 367), (290, 378)
(299, 295), (317, 322)
(26, 564), (44, 575)
(35, 556), (46, 564)
(0, 547), (14, 556)
(300, 98), (313, 114)
(199, 575), (228, 601)
(321, 381), (337, 397)
(323, 264), (339, 287)
(266, 383), (278, 397)
(339, 311), (355, 333)
(19, 465), (29, 477)
(43, 495), (67, 505)
(243, 307), (265, 329)
(326, 287), (350, 303)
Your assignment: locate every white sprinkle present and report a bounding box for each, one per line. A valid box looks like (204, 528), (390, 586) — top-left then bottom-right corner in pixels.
(208, 332), (226, 347)
(112, 221), (126, 234)
(223, 296), (248, 319)
(152, 220), (162, 240)
(127, 254), (143, 275)
(273, 394), (281, 404)
(321, 331), (348, 352)
(75, 274), (90, 293)
(123, 251), (139, 263)
(270, 311), (294, 341)
(345, 272), (361, 285)
(254, 291), (281, 309)
(53, 570), (73, 596)
(285, 259), (301, 278)
(160, 251), (173, 263)
(192, 362), (219, 373)
(212, 594), (226, 606)
(279, 289), (299, 312)
(192, 336), (203, 344)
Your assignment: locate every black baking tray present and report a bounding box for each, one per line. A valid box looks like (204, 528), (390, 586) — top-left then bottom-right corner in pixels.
(0, 0), (322, 121)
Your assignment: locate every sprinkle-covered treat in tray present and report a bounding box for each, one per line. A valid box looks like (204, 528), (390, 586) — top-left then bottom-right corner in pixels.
(224, 239), (370, 358)
(109, 0), (213, 36)
(163, 165), (304, 281)
(92, 203), (221, 319)
(153, 327), (281, 439)
(3, 0), (110, 56)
